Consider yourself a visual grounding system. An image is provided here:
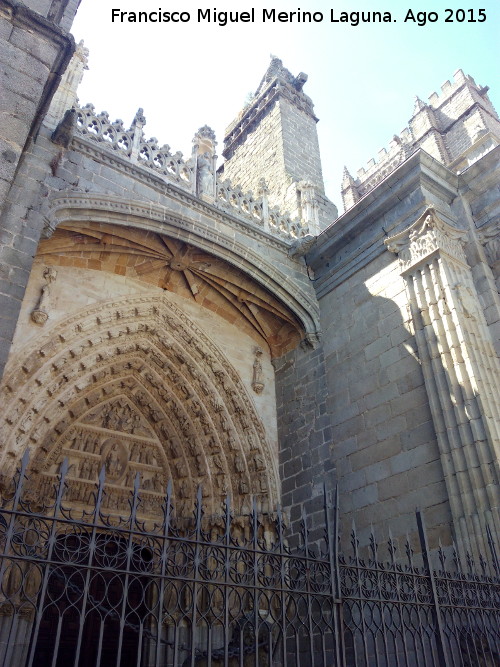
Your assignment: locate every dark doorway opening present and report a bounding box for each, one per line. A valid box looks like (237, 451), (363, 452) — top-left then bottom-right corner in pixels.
(30, 534), (150, 667)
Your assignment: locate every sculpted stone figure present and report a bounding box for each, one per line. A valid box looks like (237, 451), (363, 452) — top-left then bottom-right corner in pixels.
(234, 452), (245, 473)
(31, 266), (57, 325)
(196, 152), (214, 198)
(251, 348), (265, 394)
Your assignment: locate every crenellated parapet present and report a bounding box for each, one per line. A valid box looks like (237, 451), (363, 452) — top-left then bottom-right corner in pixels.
(69, 103), (311, 242)
(342, 69), (500, 211)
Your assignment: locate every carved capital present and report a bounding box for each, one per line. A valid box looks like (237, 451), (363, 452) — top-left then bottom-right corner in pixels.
(385, 208), (468, 273)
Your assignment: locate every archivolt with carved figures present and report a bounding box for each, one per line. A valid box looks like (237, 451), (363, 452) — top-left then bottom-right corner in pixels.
(0, 295), (278, 518)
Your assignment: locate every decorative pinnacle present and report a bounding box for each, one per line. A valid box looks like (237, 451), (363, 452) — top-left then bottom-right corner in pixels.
(132, 108), (146, 127)
(342, 166), (355, 186)
(413, 95), (427, 114)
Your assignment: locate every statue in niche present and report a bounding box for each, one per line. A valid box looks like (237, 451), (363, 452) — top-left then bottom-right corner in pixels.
(258, 474), (268, 493)
(212, 454), (224, 472)
(234, 452), (245, 473)
(175, 460), (188, 478)
(145, 449), (159, 466)
(179, 479), (190, 498)
(227, 434), (238, 451)
(105, 444), (122, 476)
(196, 152), (214, 198)
(251, 348), (265, 394)
(79, 458), (93, 480)
(31, 266), (57, 325)
(253, 453), (265, 472)
(169, 438), (182, 459)
(194, 455), (205, 476)
(102, 440), (127, 481)
(297, 181), (319, 228)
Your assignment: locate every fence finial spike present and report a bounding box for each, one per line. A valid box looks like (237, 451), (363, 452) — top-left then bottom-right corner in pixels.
(98, 465), (106, 484)
(21, 447), (31, 467)
(59, 457), (69, 477)
(133, 470), (141, 492)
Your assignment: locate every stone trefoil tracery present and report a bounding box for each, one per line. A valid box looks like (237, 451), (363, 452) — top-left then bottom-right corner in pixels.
(385, 208), (500, 556)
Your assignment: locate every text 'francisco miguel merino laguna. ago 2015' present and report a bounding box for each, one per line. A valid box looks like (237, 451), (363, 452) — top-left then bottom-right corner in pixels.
(110, 8), (488, 27)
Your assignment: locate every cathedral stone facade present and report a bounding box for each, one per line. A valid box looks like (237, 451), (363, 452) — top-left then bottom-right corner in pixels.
(1, 0), (499, 564)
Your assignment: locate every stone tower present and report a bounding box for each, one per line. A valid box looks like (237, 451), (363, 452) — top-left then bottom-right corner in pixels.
(219, 57), (337, 233)
(341, 69), (500, 211)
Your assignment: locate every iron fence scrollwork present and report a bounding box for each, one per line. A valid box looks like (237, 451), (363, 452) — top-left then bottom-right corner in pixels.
(0, 449), (498, 666)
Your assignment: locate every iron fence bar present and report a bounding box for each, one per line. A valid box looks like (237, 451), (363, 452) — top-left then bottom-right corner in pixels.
(95, 620), (105, 667)
(223, 494), (231, 667)
(404, 532), (426, 667)
(252, 496), (260, 667)
(115, 472), (141, 667)
(368, 526), (388, 667)
(416, 509), (452, 667)
(276, 504), (288, 667)
(155, 478), (172, 667)
(486, 523), (499, 576)
(329, 483), (345, 667)
(25, 457), (69, 667)
(351, 520), (370, 666)
(135, 621), (144, 667)
(0, 449), (30, 667)
(49, 614), (63, 667)
(189, 486), (203, 667)
(302, 506), (315, 666)
(71, 463), (106, 667)
(388, 528), (409, 667)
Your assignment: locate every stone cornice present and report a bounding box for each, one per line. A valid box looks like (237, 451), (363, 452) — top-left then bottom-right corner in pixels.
(306, 150), (462, 294)
(385, 207), (468, 273)
(69, 136), (294, 251)
(1, 0), (74, 46)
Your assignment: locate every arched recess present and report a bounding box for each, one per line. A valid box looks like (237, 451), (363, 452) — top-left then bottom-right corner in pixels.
(0, 295), (277, 519)
(42, 193), (321, 352)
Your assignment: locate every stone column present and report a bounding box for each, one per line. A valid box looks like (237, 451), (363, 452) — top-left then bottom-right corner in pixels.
(385, 208), (500, 557)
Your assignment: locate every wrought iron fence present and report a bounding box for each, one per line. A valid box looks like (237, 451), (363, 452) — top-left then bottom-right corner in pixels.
(0, 451), (341, 667)
(0, 449), (498, 667)
(339, 517), (499, 666)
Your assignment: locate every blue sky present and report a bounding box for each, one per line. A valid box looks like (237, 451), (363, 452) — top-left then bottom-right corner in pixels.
(72, 0), (499, 212)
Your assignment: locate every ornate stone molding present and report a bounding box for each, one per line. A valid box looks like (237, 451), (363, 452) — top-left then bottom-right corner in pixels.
(385, 207), (468, 273)
(43, 192), (321, 344)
